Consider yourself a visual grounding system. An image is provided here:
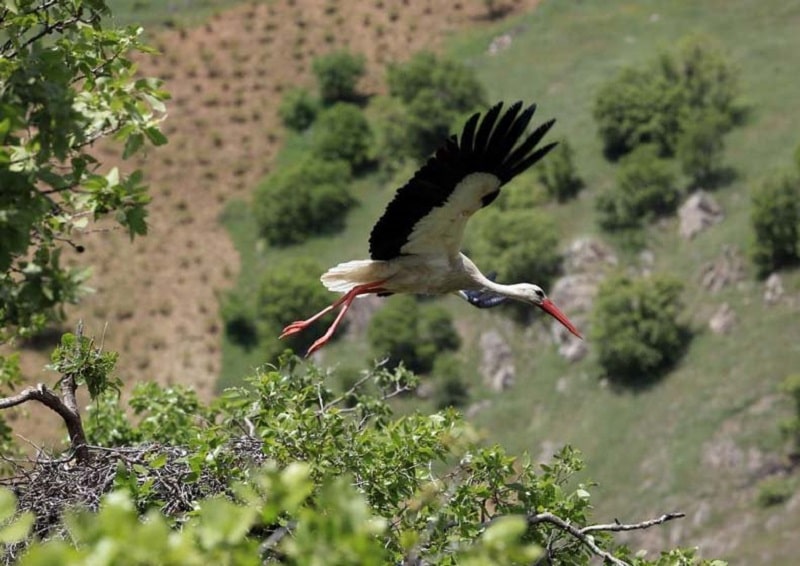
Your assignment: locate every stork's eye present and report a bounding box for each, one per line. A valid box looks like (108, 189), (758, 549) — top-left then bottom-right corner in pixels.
(535, 289), (545, 299)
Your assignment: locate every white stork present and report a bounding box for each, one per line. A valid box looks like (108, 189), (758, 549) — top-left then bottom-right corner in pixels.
(281, 101), (582, 356)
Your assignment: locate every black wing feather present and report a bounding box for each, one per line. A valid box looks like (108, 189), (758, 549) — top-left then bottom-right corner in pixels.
(369, 101), (556, 260)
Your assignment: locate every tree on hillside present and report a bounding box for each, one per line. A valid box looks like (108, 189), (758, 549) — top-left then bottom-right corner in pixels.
(253, 157), (355, 245)
(312, 102), (374, 171)
(676, 110), (728, 188)
(593, 34), (740, 160)
(750, 173), (800, 278)
(367, 295), (460, 373)
(0, 0), (168, 344)
(384, 51), (487, 161)
(536, 139), (584, 202)
(312, 50), (366, 104)
(591, 274), (690, 385)
(596, 145), (680, 231)
(278, 87), (319, 131)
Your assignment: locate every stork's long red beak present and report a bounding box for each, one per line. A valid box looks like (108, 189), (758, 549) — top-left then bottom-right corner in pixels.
(539, 299), (583, 339)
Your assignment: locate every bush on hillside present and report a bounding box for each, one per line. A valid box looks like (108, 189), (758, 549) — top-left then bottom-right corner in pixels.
(312, 102), (373, 170)
(596, 145), (680, 231)
(750, 173), (800, 278)
(591, 274), (689, 385)
(256, 258), (333, 360)
(431, 354), (470, 410)
(312, 49), (366, 104)
(278, 87), (318, 131)
(536, 139), (584, 202)
(384, 51), (486, 161)
(367, 295), (460, 373)
(593, 34), (740, 160)
(676, 109), (728, 188)
(253, 157), (355, 246)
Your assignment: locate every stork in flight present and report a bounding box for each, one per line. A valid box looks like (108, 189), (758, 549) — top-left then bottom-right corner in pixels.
(281, 101), (582, 356)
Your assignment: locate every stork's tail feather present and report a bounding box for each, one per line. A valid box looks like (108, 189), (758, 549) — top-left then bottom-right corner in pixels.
(320, 260), (389, 293)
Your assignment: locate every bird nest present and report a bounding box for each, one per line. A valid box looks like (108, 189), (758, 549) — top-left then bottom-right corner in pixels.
(0, 436), (265, 565)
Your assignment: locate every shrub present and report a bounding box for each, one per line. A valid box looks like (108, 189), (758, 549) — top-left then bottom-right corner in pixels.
(256, 258), (334, 360)
(593, 34), (739, 160)
(591, 274), (689, 385)
(431, 354), (469, 410)
(384, 51), (486, 161)
(253, 157), (355, 246)
(278, 87), (318, 131)
(756, 477), (794, 507)
(596, 145), (679, 231)
(676, 110), (728, 188)
(312, 102), (373, 170)
(220, 292), (258, 349)
(367, 296), (460, 373)
(536, 139), (584, 202)
(780, 374), (800, 458)
(312, 49), (365, 104)
(750, 173), (800, 278)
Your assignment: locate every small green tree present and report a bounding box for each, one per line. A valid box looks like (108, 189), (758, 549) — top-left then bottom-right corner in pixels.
(256, 259), (333, 360)
(312, 103), (373, 170)
(278, 87), (319, 131)
(368, 296), (460, 373)
(750, 174), (800, 278)
(779, 374), (800, 459)
(253, 157), (355, 245)
(593, 34), (739, 160)
(312, 50), (366, 104)
(0, 0), (168, 343)
(591, 274), (689, 385)
(676, 110), (728, 188)
(431, 354), (470, 410)
(596, 145), (680, 231)
(536, 139), (584, 202)
(385, 52), (486, 161)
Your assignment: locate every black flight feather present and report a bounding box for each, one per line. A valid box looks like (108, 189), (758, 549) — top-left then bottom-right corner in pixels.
(369, 101), (557, 261)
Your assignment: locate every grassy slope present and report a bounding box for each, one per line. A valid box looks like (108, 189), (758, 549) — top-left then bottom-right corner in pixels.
(213, 0), (800, 561)
(444, 1), (800, 562)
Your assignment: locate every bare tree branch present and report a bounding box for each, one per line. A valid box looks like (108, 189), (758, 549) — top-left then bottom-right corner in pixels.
(526, 511), (686, 566)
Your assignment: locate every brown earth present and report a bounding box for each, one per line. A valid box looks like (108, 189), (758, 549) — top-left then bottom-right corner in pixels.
(7, 0), (541, 446)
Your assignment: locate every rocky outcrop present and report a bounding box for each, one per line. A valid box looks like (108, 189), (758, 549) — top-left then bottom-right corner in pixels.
(479, 330), (515, 391)
(679, 190), (724, 240)
(709, 303), (737, 335)
(699, 245), (746, 293)
(764, 273), (785, 305)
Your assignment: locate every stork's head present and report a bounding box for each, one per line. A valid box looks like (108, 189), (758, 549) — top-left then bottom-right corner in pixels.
(514, 283), (583, 339)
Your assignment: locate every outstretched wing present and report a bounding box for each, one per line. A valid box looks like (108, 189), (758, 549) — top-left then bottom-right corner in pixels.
(368, 101), (557, 261)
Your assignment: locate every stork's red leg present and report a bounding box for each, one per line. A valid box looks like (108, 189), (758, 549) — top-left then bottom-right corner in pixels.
(279, 280), (386, 344)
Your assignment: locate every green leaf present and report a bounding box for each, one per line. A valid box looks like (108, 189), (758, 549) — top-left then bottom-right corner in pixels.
(0, 511), (34, 544)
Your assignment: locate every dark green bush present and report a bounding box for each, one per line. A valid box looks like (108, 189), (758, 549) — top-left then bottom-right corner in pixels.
(591, 274), (689, 385)
(312, 50), (365, 104)
(253, 157), (355, 246)
(676, 110), (728, 188)
(593, 34), (740, 160)
(368, 296), (460, 373)
(431, 354), (470, 410)
(536, 139), (584, 202)
(312, 102), (373, 170)
(596, 145), (679, 231)
(384, 51), (486, 161)
(750, 173), (800, 278)
(278, 87), (319, 131)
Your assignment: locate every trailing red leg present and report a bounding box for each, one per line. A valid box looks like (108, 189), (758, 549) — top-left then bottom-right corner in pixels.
(279, 280), (387, 347)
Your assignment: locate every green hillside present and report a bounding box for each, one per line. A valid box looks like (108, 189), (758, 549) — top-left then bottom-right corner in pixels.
(218, 0), (800, 562)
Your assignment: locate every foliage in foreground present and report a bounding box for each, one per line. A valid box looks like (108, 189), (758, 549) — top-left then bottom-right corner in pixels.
(0, 0), (168, 343)
(591, 274), (690, 385)
(0, 351), (721, 566)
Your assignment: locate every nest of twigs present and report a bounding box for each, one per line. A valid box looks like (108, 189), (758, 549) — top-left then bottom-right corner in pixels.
(0, 436), (265, 565)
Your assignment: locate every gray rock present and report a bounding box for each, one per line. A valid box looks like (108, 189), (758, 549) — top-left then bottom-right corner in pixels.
(764, 273), (784, 305)
(679, 190), (724, 240)
(479, 330), (515, 391)
(709, 303), (737, 334)
(699, 245), (746, 293)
